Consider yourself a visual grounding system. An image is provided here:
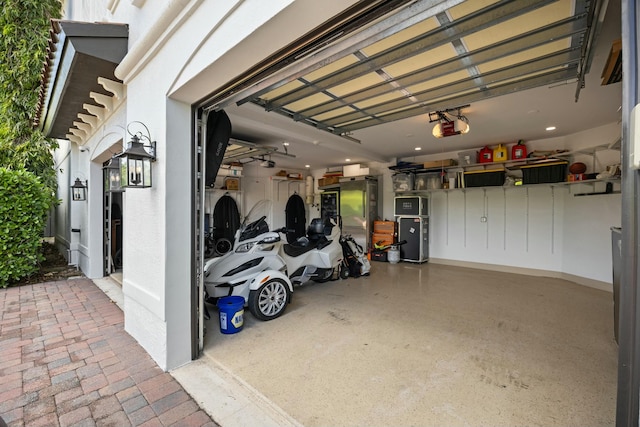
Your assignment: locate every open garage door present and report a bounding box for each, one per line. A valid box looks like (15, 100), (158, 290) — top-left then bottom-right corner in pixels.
(192, 0), (617, 359)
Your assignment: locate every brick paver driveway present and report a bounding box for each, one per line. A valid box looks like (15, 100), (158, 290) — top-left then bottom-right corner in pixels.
(0, 278), (218, 427)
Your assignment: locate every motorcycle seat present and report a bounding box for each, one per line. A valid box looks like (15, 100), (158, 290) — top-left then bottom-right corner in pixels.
(283, 238), (332, 257)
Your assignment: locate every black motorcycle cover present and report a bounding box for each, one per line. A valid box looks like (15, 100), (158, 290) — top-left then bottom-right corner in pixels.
(213, 194), (240, 243)
(285, 194), (306, 244)
(205, 110), (231, 188)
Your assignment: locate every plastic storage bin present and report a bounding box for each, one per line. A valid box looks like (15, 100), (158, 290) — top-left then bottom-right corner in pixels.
(458, 150), (477, 165)
(463, 169), (506, 187)
(521, 161), (568, 184)
(415, 173), (441, 190)
(392, 173), (415, 192)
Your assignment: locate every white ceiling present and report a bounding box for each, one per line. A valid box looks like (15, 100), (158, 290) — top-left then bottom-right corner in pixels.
(223, 0), (622, 171)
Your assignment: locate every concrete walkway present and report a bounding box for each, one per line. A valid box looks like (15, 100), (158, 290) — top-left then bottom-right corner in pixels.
(0, 278), (218, 427)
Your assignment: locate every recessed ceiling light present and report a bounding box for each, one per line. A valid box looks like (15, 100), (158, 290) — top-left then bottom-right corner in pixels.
(546, 126), (556, 131)
(415, 147), (422, 151)
(283, 141), (290, 146)
(345, 158), (351, 162)
(305, 164), (310, 168)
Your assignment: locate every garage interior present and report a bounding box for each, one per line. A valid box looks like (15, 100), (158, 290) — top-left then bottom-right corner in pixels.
(190, 0), (623, 425)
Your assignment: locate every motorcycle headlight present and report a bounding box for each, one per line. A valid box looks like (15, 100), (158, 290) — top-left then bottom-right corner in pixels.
(236, 242), (255, 253)
(260, 235), (280, 244)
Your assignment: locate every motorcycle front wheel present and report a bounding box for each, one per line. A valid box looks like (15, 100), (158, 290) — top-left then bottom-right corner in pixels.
(248, 278), (290, 321)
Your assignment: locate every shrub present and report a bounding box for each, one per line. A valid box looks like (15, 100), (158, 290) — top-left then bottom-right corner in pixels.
(0, 167), (53, 287)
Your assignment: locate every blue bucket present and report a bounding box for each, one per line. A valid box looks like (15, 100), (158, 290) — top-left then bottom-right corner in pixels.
(217, 296), (245, 334)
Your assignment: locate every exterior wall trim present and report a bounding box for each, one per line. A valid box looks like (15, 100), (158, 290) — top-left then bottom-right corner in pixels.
(115, 0), (204, 83)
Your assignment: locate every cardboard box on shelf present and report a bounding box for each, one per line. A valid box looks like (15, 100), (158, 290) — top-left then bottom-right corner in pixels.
(224, 177), (240, 191)
(343, 164), (370, 177)
(319, 176), (340, 187)
(423, 159), (457, 169)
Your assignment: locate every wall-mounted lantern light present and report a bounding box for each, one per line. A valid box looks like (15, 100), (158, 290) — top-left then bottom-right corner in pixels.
(103, 157), (123, 193)
(71, 178), (88, 201)
(115, 122), (156, 189)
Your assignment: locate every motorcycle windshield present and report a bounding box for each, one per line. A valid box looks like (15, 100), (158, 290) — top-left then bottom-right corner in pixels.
(238, 200), (272, 241)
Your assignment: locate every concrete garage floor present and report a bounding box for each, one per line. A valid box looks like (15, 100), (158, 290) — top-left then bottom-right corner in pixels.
(201, 262), (618, 426)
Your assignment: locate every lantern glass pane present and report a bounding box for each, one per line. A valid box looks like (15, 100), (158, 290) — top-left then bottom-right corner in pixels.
(143, 158), (151, 187)
(126, 158), (138, 187)
(109, 168), (121, 191)
(120, 157), (128, 187)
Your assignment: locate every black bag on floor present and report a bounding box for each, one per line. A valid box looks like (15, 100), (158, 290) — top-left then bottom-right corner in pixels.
(340, 235), (370, 278)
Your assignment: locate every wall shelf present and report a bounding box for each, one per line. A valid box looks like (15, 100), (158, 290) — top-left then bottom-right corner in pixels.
(391, 140), (621, 193)
(393, 177), (621, 195)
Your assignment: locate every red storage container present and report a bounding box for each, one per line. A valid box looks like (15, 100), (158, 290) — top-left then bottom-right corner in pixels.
(511, 140), (527, 160)
(478, 146), (493, 163)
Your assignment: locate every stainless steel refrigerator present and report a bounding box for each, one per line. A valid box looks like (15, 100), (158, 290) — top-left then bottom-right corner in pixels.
(339, 176), (379, 251)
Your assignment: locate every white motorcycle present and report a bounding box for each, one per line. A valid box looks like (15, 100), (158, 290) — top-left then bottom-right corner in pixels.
(203, 200), (344, 321)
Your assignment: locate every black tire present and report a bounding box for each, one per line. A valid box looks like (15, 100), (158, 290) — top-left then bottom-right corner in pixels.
(215, 238), (232, 255)
(312, 268), (334, 283)
(248, 278), (290, 321)
(204, 237), (216, 258)
(340, 265), (349, 279)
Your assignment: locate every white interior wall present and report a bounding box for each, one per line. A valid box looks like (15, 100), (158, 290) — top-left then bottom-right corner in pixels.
(309, 122), (621, 287)
(561, 185), (621, 283)
(239, 162), (310, 229)
(425, 124), (620, 286)
(429, 185), (565, 273)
